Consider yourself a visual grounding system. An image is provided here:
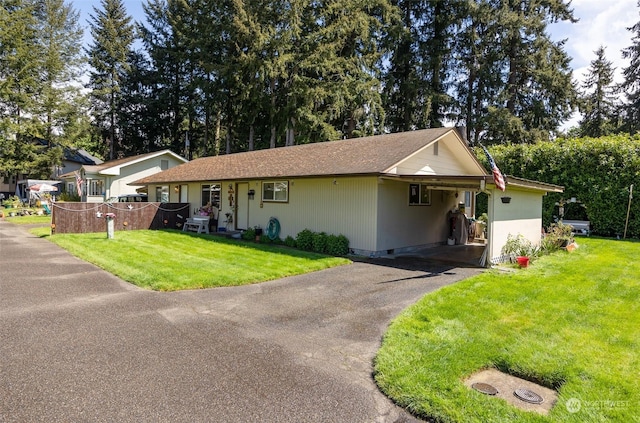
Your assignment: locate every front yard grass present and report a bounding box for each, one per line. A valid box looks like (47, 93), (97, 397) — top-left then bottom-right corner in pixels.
(374, 237), (639, 422)
(4, 214), (51, 225)
(40, 229), (350, 291)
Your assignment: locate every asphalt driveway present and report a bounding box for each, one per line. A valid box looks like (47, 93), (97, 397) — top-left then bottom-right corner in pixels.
(0, 221), (481, 422)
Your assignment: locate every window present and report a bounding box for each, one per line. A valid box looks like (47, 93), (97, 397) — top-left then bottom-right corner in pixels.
(160, 159), (169, 170)
(67, 183), (74, 194)
(409, 184), (431, 206)
(156, 186), (169, 202)
(433, 141), (439, 156)
(87, 179), (103, 196)
(201, 183), (221, 207)
(262, 181), (288, 202)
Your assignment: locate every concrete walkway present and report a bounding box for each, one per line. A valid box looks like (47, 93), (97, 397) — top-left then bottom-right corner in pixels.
(0, 221), (481, 422)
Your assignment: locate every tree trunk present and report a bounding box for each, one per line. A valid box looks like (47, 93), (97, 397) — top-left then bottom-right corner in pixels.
(270, 126), (276, 149)
(214, 111), (221, 156)
(248, 124), (255, 151)
(270, 78), (277, 148)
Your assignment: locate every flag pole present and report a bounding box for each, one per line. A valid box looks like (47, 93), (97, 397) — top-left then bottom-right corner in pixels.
(624, 184), (633, 239)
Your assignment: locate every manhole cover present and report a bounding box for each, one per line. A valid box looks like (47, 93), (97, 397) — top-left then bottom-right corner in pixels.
(471, 382), (498, 395)
(514, 388), (544, 404)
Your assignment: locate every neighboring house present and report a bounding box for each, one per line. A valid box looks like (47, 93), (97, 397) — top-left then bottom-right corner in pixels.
(2, 146), (102, 200)
(132, 128), (562, 262)
(61, 150), (187, 203)
(55, 147), (104, 178)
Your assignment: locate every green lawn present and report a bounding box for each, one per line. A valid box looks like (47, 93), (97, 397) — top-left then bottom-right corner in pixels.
(39, 229), (350, 291)
(4, 214), (51, 225)
(374, 237), (639, 422)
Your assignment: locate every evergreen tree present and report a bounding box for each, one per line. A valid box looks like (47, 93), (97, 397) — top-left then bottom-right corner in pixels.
(383, 0), (461, 132)
(86, 0), (135, 160)
(620, 1), (640, 134)
(452, 0), (577, 144)
(382, 1), (425, 132)
(0, 0), (46, 179)
(487, 0), (576, 144)
(453, 0), (504, 145)
(312, 0), (395, 139)
(578, 46), (618, 137)
(117, 50), (159, 155)
(138, 0), (191, 155)
(33, 0), (84, 146)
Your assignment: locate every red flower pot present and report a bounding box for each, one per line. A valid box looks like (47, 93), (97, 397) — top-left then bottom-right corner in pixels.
(516, 256), (530, 268)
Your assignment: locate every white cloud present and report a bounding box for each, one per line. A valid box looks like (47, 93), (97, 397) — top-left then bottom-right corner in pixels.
(549, 0), (639, 129)
(551, 0), (638, 83)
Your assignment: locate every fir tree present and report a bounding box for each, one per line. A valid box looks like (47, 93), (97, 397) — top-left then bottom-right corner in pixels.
(578, 46), (618, 137)
(33, 0), (84, 146)
(383, 0), (461, 132)
(86, 0), (135, 159)
(0, 0), (46, 179)
(452, 0), (577, 144)
(620, 1), (640, 134)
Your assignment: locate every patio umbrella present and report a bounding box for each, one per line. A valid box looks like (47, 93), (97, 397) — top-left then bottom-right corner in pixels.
(29, 183), (58, 192)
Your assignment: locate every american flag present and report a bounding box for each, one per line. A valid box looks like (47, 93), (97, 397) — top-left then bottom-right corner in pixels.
(480, 144), (505, 192)
(74, 171), (83, 196)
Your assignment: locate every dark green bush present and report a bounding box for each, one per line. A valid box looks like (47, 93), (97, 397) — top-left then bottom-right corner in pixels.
(294, 229), (349, 255)
(296, 229), (314, 251)
(312, 231), (328, 254)
(479, 135), (640, 238)
(326, 234), (349, 256)
(284, 235), (296, 248)
(241, 227), (256, 241)
(262, 236), (282, 245)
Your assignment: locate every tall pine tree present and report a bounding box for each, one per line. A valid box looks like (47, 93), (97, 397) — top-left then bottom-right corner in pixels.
(0, 0), (48, 180)
(86, 0), (135, 160)
(383, 0), (461, 132)
(578, 46), (618, 137)
(620, 1), (640, 135)
(451, 0), (577, 144)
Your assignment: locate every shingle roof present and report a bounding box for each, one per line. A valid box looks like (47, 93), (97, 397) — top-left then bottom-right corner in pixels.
(59, 150), (186, 179)
(135, 128), (455, 184)
(83, 150), (183, 173)
(63, 147), (103, 165)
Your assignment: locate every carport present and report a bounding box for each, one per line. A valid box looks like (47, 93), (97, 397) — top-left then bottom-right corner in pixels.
(382, 174), (564, 266)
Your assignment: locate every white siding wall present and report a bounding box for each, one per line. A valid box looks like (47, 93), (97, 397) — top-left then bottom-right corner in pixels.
(395, 142), (465, 175)
(103, 155), (184, 200)
(245, 177), (379, 252)
(168, 177), (380, 252)
(392, 134), (485, 176)
(488, 189), (544, 262)
(376, 179), (458, 253)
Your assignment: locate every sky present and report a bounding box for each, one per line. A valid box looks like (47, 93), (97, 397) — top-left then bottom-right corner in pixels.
(75, 0), (640, 129)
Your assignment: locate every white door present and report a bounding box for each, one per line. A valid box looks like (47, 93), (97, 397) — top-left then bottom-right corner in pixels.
(236, 183), (249, 230)
(180, 184), (188, 203)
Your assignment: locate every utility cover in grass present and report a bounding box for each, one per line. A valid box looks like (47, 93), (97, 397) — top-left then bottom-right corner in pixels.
(464, 369), (558, 415)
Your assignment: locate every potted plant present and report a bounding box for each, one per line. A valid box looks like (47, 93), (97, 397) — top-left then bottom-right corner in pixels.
(501, 234), (539, 267)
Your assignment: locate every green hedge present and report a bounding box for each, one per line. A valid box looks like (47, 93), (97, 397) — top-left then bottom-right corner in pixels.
(478, 135), (640, 237)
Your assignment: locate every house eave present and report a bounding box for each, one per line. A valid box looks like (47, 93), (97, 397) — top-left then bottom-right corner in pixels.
(381, 174), (564, 193)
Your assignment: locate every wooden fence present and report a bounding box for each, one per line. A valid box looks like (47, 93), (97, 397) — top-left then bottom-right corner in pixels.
(51, 202), (192, 234)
